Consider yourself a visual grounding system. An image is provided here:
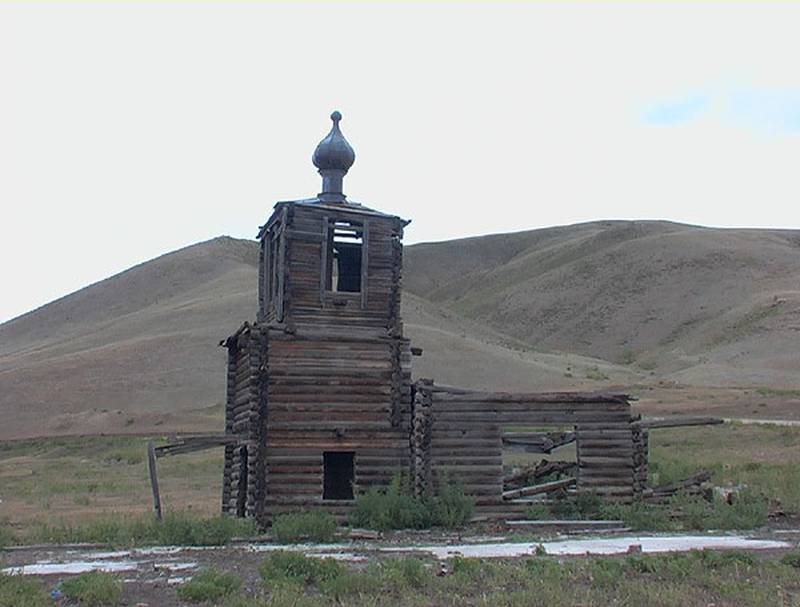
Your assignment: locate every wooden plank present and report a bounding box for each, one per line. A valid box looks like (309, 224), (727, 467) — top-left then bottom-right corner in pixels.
(502, 477), (576, 500)
(147, 441), (162, 521)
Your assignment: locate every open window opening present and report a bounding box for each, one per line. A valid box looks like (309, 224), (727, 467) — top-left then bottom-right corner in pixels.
(325, 220), (363, 293)
(502, 424), (577, 504)
(269, 230), (280, 304)
(323, 451), (355, 500)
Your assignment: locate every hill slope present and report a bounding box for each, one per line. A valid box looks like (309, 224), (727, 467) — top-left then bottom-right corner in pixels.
(1, 221), (799, 439)
(404, 221), (800, 386)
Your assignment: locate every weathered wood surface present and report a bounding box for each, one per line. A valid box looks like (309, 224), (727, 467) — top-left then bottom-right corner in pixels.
(504, 460), (577, 489)
(155, 434), (244, 457)
(502, 477), (577, 500)
(147, 441), (162, 521)
(428, 384), (636, 506)
(634, 417), (724, 430)
(503, 431), (576, 453)
(642, 470), (712, 503)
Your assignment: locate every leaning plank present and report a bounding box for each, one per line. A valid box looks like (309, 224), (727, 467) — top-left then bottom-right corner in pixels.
(502, 477), (576, 500)
(155, 434), (245, 457)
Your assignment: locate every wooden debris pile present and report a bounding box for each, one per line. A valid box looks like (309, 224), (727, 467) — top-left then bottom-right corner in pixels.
(503, 459), (578, 501)
(640, 470), (713, 503)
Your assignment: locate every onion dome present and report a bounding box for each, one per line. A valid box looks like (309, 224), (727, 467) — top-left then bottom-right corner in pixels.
(312, 111), (356, 202)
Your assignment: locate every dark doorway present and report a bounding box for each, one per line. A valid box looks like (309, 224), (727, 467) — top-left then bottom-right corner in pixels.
(323, 451), (355, 500)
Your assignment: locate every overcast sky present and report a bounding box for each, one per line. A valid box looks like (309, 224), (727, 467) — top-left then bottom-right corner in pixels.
(2, 2), (799, 323)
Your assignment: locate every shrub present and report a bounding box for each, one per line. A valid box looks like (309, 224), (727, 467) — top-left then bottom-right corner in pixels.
(177, 568), (241, 603)
(350, 475), (474, 530)
(319, 567), (381, 599)
(0, 574), (49, 607)
(428, 480), (474, 528)
(381, 557), (433, 590)
(672, 490), (768, 530)
(259, 551), (343, 586)
(60, 571), (122, 607)
(271, 511), (337, 544)
(350, 476), (431, 531)
(450, 556), (481, 577)
(588, 558), (625, 588)
(780, 548), (800, 568)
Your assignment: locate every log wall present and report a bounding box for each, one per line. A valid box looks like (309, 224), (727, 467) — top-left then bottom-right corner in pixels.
(422, 385), (636, 508)
(221, 323), (267, 518)
(259, 204), (406, 334)
(260, 331), (412, 522)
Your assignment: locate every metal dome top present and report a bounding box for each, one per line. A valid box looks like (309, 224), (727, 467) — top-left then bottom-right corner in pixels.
(312, 111), (356, 203)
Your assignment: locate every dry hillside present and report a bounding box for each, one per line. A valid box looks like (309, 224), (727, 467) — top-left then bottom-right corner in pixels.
(1, 221), (798, 439)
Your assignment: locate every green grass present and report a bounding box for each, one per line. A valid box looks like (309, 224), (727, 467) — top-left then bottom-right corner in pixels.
(350, 475), (473, 531)
(0, 574), (50, 607)
(599, 490), (768, 532)
(259, 551), (344, 587)
(177, 568), (242, 603)
(648, 424), (800, 514)
(28, 511), (258, 547)
(271, 511), (337, 544)
(60, 571), (122, 607)
(205, 551), (800, 607)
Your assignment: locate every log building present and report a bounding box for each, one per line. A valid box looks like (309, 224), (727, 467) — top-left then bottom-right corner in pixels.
(221, 112), (638, 522)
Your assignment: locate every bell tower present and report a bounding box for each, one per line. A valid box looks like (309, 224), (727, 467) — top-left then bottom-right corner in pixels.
(223, 112), (413, 521)
(256, 111), (407, 339)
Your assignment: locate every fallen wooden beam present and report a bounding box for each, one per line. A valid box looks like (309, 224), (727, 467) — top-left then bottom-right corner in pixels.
(502, 477), (576, 500)
(635, 417), (724, 430)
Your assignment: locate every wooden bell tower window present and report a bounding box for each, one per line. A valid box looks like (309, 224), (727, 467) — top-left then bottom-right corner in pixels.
(325, 219), (363, 293)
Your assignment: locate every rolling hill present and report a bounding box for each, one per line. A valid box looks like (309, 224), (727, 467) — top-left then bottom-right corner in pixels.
(1, 221), (798, 439)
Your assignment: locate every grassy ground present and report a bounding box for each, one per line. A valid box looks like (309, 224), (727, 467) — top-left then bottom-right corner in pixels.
(1, 424), (799, 544)
(0, 436), (225, 543)
(4, 549), (800, 607)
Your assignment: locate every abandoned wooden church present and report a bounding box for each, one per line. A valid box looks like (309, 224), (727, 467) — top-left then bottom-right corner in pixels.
(220, 112), (641, 522)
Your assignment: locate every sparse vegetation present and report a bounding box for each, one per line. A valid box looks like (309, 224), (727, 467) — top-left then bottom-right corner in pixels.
(755, 387), (800, 399)
(177, 568), (242, 603)
(0, 521), (14, 548)
(619, 348), (636, 365)
(259, 551), (344, 587)
(584, 365), (609, 381)
(60, 571), (122, 607)
(271, 511), (337, 544)
(0, 574), (49, 607)
(29, 511), (258, 547)
(350, 475), (473, 531)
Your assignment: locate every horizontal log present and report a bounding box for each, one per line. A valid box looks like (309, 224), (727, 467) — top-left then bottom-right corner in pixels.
(433, 390), (630, 404)
(635, 417), (724, 430)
